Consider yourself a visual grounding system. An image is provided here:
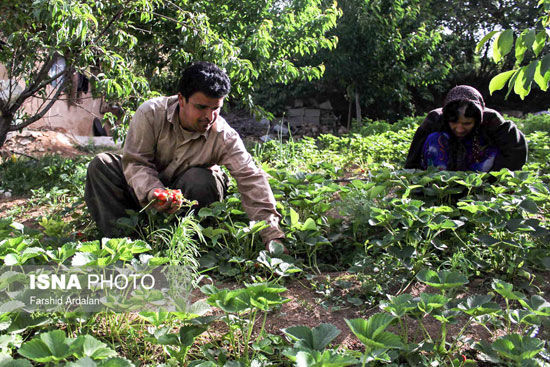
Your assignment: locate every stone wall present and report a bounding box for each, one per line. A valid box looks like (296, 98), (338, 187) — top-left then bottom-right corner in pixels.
(277, 99), (346, 137)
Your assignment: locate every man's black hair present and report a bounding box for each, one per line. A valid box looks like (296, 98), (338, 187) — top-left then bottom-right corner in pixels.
(178, 61), (231, 100)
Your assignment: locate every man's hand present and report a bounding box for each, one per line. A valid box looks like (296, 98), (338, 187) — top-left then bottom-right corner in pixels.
(152, 188), (184, 214)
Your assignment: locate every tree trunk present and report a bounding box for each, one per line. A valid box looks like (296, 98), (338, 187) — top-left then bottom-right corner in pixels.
(355, 92), (361, 124)
(0, 114), (13, 148)
(346, 98), (352, 130)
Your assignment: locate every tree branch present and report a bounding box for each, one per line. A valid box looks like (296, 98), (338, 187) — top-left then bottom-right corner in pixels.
(24, 78), (62, 119)
(13, 68), (67, 107)
(24, 53), (59, 98)
(9, 76), (67, 132)
(93, 7), (125, 44)
(8, 55), (64, 114)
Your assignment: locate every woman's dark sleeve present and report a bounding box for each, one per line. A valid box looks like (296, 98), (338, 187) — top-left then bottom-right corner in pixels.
(485, 114), (528, 170)
(405, 111), (442, 169)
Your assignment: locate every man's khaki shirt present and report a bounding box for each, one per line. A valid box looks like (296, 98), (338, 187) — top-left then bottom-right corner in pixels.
(122, 95), (284, 243)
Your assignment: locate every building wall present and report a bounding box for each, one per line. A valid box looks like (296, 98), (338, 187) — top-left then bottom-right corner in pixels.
(1, 64), (104, 136)
(23, 91), (103, 136)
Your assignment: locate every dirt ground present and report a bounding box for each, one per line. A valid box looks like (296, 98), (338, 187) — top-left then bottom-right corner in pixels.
(1, 128), (85, 158)
(1, 127), (548, 357)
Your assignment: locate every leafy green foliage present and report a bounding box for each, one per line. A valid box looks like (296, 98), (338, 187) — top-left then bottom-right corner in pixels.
(17, 330), (125, 365)
(477, 0), (550, 98)
(416, 269), (468, 293)
(0, 0), (339, 146)
(1, 115), (550, 365)
(345, 314), (405, 364)
(0, 155), (87, 195)
(282, 323), (341, 351)
(313, 0), (449, 120)
(476, 334), (545, 365)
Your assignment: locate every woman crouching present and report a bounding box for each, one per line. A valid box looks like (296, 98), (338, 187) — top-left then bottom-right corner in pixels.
(405, 85), (527, 172)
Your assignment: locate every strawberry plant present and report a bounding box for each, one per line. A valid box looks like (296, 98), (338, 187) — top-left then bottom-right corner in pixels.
(1, 114), (549, 365)
(16, 330), (133, 366)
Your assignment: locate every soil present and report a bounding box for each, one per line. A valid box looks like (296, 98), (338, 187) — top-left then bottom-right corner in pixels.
(1, 125), (548, 360)
(1, 127), (84, 158)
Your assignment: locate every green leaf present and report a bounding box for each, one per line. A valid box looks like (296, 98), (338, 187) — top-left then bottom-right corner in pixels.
(491, 334), (544, 362)
(534, 54), (550, 91)
(493, 29), (514, 63)
(456, 295), (501, 317)
(293, 349), (358, 367)
(97, 358), (135, 367)
(379, 294), (415, 317)
(246, 283), (288, 311)
(474, 340), (502, 363)
(416, 269), (468, 290)
(188, 362), (216, 367)
(518, 295), (550, 316)
(515, 30), (532, 64)
(369, 185), (386, 199)
(72, 335), (117, 360)
(476, 30), (499, 53)
(0, 358), (33, 367)
(289, 208), (299, 228)
(18, 330), (72, 363)
(197, 207), (213, 218)
(346, 314), (404, 350)
(505, 69), (520, 99)
(179, 325), (207, 348)
(66, 357), (97, 367)
(533, 30), (547, 57)
(282, 323), (341, 350)
(301, 218), (318, 231)
(138, 311), (170, 327)
(492, 279), (524, 301)
(3, 254), (19, 266)
(177, 299), (211, 318)
(489, 70), (516, 95)
(207, 288), (249, 312)
(200, 284), (219, 296)
(514, 61), (538, 99)
(417, 293), (448, 314)
(519, 198), (539, 213)
(0, 300), (24, 313)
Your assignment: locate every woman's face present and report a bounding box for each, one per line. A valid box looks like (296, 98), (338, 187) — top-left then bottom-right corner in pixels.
(449, 114), (475, 139)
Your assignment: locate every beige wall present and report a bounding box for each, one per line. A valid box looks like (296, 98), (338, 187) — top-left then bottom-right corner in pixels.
(1, 64), (104, 136)
(23, 92), (103, 136)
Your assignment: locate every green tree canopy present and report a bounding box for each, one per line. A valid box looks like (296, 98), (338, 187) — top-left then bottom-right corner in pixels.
(0, 0), (339, 147)
(302, 0), (450, 121)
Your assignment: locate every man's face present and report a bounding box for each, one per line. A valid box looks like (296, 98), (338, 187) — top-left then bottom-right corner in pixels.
(178, 92), (224, 133)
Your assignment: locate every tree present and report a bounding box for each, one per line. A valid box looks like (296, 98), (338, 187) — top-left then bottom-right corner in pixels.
(423, 0), (540, 76)
(0, 0), (151, 147)
(123, 0), (340, 118)
(0, 0), (339, 147)
(308, 0), (450, 122)
(476, 0), (550, 99)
